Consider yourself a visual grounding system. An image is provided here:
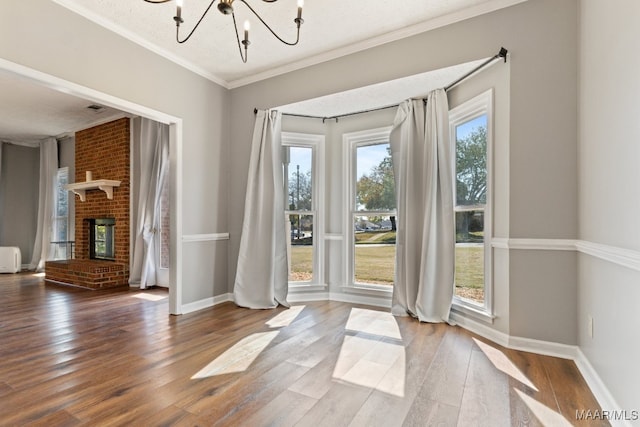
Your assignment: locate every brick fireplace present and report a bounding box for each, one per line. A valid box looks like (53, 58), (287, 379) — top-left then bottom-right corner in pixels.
(45, 118), (130, 289)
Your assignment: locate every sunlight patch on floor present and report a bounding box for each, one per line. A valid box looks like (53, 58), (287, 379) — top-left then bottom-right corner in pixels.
(515, 389), (573, 426)
(332, 308), (406, 397)
(33, 272), (46, 277)
(191, 331), (279, 379)
(345, 307), (402, 339)
(132, 292), (167, 302)
(473, 338), (538, 391)
(266, 305), (306, 328)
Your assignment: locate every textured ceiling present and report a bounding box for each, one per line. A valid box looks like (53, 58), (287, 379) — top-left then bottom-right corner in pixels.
(1, 0), (518, 141)
(278, 59), (487, 118)
(52, 0), (520, 87)
(0, 70), (124, 143)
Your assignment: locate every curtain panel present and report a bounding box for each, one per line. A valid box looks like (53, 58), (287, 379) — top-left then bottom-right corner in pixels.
(129, 118), (170, 289)
(389, 89), (455, 323)
(234, 109), (289, 309)
(30, 137), (58, 272)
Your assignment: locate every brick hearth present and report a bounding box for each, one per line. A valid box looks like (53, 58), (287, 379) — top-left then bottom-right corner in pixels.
(45, 260), (127, 289)
(46, 118), (130, 289)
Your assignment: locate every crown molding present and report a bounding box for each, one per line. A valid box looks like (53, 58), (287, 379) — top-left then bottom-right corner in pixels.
(52, 0), (527, 90)
(227, 0), (528, 88)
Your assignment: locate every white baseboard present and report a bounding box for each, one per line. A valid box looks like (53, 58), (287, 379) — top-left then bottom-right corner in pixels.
(451, 312), (630, 425)
(180, 292), (233, 314)
(451, 311), (578, 359)
(574, 349), (631, 427)
(179, 287), (626, 425)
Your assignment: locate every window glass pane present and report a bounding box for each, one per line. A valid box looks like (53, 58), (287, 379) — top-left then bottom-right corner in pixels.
(354, 214), (396, 286)
(455, 210), (484, 304)
(289, 213), (313, 282)
(285, 146), (313, 211)
(56, 169), (68, 217)
(356, 143), (395, 211)
(456, 115), (487, 206)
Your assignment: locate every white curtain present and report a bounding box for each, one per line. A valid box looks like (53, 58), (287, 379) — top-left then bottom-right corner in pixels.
(129, 118), (169, 289)
(234, 109), (289, 309)
(389, 89), (455, 323)
(30, 137), (58, 272)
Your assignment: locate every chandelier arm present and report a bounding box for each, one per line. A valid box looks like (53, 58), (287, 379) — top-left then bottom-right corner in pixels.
(237, 0), (301, 46)
(175, 0), (218, 44)
(232, 13), (249, 63)
(143, 0), (171, 3)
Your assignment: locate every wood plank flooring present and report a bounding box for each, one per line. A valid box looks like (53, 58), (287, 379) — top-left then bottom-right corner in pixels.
(0, 273), (609, 426)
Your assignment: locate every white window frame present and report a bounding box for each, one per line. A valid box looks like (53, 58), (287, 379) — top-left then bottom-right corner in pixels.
(282, 132), (325, 289)
(449, 89), (494, 321)
(52, 166), (71, 260)
(343, 126), (394, 293)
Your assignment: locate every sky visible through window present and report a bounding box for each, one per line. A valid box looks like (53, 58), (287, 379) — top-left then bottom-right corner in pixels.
(357, 143), (389, 179)
(288, 147), (312, 180)
(456, 115), (486, 140)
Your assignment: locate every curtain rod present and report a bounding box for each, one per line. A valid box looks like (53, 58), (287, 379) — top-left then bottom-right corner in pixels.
(444, 47), (508, 91)
(254, 47), (508, 122)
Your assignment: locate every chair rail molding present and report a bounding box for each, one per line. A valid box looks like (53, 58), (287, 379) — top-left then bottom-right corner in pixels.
(182, 233), (230, 243)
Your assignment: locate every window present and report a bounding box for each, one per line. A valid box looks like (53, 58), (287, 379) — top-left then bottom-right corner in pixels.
(449, 90), (493, 314)
(344, 127), (396, 288)
(52, 167), (71, 260)
(282, 133), (324, 286)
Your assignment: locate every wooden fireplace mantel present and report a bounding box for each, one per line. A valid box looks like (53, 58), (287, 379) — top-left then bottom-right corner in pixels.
(66, 180), (121, 202)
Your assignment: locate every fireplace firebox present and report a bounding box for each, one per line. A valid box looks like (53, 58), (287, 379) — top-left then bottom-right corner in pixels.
(89, 218), (116, 261)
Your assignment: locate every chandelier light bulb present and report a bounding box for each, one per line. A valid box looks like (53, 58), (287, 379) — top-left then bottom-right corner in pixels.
(146, 0), (304, 62)
(175, 0), (183, 22)
(244, 20), (250, 43)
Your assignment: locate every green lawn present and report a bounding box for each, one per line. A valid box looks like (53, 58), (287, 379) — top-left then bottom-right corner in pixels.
(291, 243), (484, 304)
(290, 245), (313, 282)
(355, 245), (395, 285)
(454, 245), (484, 304)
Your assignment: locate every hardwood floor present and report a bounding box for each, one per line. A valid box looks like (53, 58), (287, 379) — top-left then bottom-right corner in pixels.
(0, 273), (608, 426)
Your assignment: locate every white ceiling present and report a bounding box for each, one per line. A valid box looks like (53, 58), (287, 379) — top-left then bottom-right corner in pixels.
(53, 0), (521, 87)
(0, 69), (124, 143)
(0, 0), (518, 142)
(278, 59), (486, 118)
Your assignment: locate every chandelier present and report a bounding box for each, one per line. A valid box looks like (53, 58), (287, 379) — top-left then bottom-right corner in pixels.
(143, 0), (304, 63)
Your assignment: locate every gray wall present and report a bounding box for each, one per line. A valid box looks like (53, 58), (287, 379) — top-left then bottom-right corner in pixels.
(0, 143), (39, 263)
(578, 0), (640, 411)
(1, 0), (229, 305)
(229, 0), (579, 344)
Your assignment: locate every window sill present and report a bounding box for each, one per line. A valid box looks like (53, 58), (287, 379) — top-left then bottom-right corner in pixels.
(451, 299), (495, 324)
(288, 283), (328, 293)
(340, 284), (393, 296)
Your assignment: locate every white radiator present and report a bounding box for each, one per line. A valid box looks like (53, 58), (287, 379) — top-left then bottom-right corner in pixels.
(0, 247), (21, 273)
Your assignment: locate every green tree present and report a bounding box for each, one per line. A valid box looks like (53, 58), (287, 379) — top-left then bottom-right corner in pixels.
(456, 126), (487, 206)
(456, 125), (487, 241)
(289, 169), (312, 211)
(356, 147), (397, 230)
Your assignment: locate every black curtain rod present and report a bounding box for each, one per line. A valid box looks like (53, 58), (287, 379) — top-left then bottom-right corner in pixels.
(444, 47), (508, 91)
(254, 47), (508, 122)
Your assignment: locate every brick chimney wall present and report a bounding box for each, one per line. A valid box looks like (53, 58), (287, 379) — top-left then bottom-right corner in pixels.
(74, 118), (130, 268)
